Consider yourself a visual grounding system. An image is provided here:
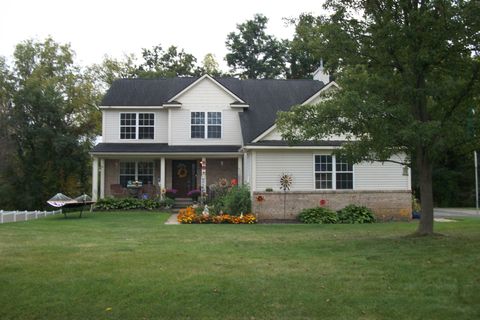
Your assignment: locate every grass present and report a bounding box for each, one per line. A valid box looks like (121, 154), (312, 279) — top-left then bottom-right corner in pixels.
(1, 212), (479, 319)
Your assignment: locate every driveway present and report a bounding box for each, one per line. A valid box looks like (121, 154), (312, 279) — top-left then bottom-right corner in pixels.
(434, 208), (480, 218)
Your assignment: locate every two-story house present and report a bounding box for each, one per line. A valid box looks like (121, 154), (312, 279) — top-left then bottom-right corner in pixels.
(91, 71), (412, 220)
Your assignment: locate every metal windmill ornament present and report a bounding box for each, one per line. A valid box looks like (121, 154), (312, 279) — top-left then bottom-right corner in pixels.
(279, 173), (293, 221)
(279, 173), (293, 191)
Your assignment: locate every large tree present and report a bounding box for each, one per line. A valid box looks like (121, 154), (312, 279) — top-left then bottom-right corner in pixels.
(137, 44), (200, 78)
(277, 0), (480, 235)
(0, 38), (100, 210)
(288, 14), (327, 79)
(225, 14), (289, 79)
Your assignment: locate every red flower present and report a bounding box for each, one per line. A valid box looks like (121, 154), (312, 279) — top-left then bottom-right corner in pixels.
(231, 178), (238, 186)
(320, 199), (327, 206)
(256, 195), (265, 202)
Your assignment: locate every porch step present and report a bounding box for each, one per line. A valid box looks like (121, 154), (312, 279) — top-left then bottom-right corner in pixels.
(174, 197), (194, 209)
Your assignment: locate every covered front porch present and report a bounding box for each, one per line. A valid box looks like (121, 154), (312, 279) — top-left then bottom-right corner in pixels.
(91, 155), (243, 201)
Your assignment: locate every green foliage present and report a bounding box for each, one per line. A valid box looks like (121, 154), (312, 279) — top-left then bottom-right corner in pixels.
(223, 185), (251, 216)
(298, 207), (338, 224)
(137, 44), (200, 78)
(337, 205), (376, 224)
(0, 38), (100, 210)
(94, 197), (171, 211)
(287, 14), (328, 79)
(225, 14), (289, 79)
(277, 1), (480, 234)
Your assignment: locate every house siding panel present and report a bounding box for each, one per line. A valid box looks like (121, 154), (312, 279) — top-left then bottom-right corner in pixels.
(102, 109), (168, 143)
(354, 160), (409, 190)
(170, 78), (243, 145)
(255, 151), (314, 191)
(254, 150), (410, 192)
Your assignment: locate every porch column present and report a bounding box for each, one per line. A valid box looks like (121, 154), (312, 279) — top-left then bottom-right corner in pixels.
(237, 156), (243, 186)
(201, 157), (207, 195)
(160, 157), (166, 191)
(251, 151), (256, 196)
(100, 159), (105, 199)
(92, 157), (99, 201)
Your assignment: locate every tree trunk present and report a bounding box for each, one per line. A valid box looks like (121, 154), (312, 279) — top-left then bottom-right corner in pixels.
(415, 147), (435, 235)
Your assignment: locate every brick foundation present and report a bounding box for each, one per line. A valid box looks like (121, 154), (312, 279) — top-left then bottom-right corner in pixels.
(252, 190), (412, 221)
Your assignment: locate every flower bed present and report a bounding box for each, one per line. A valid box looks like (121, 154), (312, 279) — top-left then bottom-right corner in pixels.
(177, 207), (256, 224)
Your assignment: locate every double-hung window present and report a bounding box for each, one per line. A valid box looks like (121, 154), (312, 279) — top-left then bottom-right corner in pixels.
(191, 112), (222, 139)
(315, 155), (353, 190)
(120, 113), (154, 140)
(119, 161), (154, 187)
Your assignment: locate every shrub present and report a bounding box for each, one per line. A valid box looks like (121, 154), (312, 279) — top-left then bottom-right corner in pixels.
(94, 197), (170, 211)
(298, 207), (338, 224)
(337, 204), (376, 224)
(223, 185), (251, 216)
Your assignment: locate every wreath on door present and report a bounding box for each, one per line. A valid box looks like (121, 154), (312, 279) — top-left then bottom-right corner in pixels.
(177, 164), (188, 178)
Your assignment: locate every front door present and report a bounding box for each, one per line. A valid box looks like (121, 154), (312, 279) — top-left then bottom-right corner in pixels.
(172, 160), (197, 197)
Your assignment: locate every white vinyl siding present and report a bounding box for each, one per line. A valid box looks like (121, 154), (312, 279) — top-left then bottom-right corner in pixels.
(102, 109), (168, 143)
(255, 151), (314, 191)
(354, 161), (410, 190)
(252, 150), (410, 192)
(169, 77), (243, 145)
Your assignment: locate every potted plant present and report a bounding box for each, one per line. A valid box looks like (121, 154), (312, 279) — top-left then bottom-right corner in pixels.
(187, 189), (201, 202)
(165, 188), (178, 199)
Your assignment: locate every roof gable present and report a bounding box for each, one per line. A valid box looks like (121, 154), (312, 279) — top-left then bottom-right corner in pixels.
(168, 75), (245, 104)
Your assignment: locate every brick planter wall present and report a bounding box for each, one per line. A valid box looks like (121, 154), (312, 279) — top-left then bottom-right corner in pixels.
(252, 190), (412, 221)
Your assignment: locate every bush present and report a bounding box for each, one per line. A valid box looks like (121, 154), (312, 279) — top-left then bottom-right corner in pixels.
(94, 197), (170, 211)
(298, 207), (338, 224)
(223, 185), (251, 216)
(337, 204), (376, 224)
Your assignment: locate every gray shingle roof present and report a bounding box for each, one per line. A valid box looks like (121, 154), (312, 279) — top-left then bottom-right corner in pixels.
(100, 77), (327, 143)
(91, 143), (241, 154)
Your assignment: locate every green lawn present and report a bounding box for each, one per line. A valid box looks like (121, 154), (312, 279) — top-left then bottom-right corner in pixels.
(0, 212), (479, 320)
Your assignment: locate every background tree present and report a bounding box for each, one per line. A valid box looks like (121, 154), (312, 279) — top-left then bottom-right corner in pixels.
(277, 0), (480, 235)
(0, 38), (100, 210)
(225, 14), (289, 79)
(200, 53), (223, 77)
(137, 44), (200, 78)
(88, 54), (138, 91)
(287, 14), (327, 79)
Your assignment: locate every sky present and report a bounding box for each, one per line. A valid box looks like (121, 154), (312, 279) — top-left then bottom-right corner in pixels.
(0, 0), (326, 70)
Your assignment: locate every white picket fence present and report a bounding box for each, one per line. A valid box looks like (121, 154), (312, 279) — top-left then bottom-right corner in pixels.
(0, 209), (62, 224)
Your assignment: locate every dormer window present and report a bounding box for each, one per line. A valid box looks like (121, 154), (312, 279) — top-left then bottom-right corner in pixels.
(191, 112), (222, 139)
(120, 113), (154, 140)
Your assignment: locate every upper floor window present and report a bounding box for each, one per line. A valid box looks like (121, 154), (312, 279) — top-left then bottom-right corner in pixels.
(191, 112), (222, 139)
(120, 113), (154, 140)
(315, 155), (353, 190)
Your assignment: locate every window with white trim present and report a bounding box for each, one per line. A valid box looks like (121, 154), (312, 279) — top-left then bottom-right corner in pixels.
(119, 161), (154, 187)
(315, 155), (353, 190)
(207, 112), (221, 138)
(191, 112), (205, 138)
(120, 113), (137, 139)
(120, 113), (154, 140)
(138, 113), (154, 139)
(190, 112), (222, 139)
